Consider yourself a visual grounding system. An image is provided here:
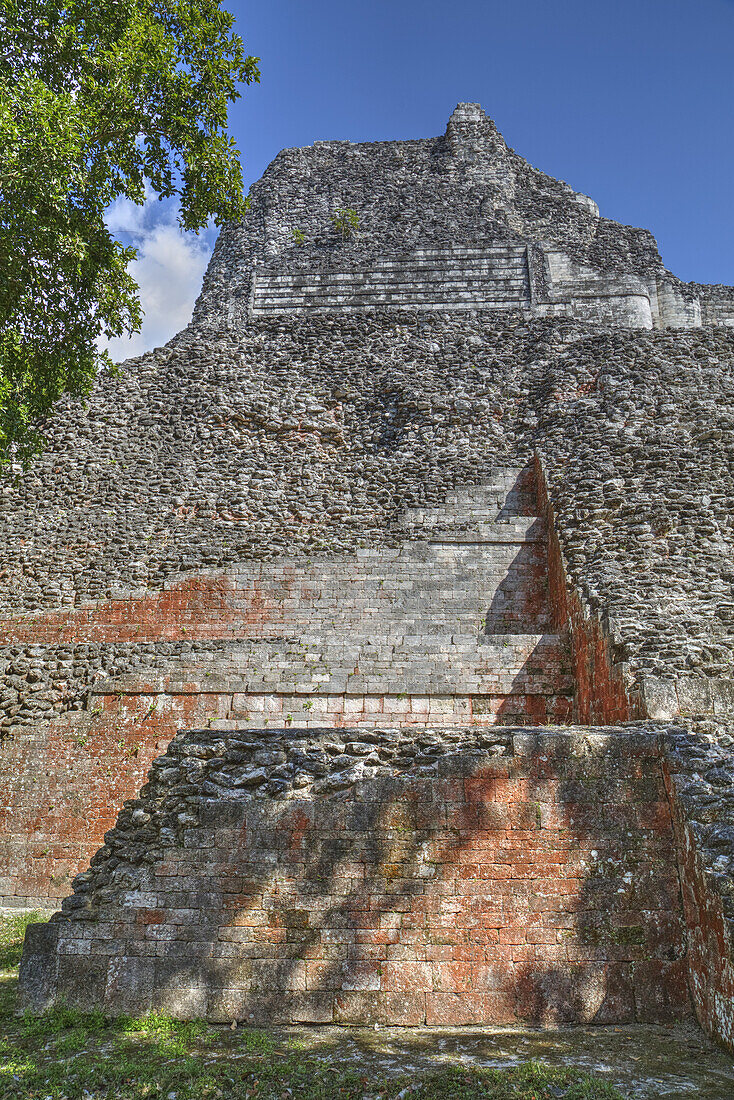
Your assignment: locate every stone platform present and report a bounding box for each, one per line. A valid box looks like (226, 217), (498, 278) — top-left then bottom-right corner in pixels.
(20, 725), (690, 1026)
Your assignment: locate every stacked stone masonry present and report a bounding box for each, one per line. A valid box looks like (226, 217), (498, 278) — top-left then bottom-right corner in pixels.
(20, 727), (691, 1027)
(197, 103), (715, 331)
(0, 465), (574, 906)
(661, 721), (734, 1051)
(252, 247), (533, 315)
(7, 104), (734, 1050)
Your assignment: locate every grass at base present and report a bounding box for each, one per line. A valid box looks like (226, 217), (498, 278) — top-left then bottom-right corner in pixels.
(0, 911), (49, 971)
(0, 911), (624, 1100)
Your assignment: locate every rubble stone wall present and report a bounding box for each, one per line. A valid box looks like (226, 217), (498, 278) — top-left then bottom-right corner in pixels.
(661, 723), (734, 1052)
(19, 726), (691, 1027)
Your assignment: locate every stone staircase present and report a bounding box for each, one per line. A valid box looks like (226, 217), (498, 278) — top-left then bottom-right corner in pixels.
(251, 245), (532, 315)
(92, 466), (573, 727)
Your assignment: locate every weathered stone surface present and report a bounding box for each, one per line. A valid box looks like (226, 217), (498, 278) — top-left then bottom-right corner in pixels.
(18, 725), (691, 1026)
(17, 922), (59, 1013)
(196, 103), (703, 332)
(0, 467), (577, 904)
(5, 104), (734, 1050)
(662, 722), (734, 1051)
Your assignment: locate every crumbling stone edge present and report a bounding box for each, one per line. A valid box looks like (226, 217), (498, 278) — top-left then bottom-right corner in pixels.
(661, 721), (734, 1052)
(15, 720), (734, 1050)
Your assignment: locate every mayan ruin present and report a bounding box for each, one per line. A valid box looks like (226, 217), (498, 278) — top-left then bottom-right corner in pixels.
(7, 102), (734, 1056)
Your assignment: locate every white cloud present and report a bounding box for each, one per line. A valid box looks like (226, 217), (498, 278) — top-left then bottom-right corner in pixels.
(102, 196), (216, 362)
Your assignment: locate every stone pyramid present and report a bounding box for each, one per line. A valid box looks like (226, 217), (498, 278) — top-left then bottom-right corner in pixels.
(6, 105), (733, 1045)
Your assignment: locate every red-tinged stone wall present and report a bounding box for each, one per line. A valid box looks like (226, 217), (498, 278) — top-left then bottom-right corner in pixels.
(1, 688), (565, 909)
(0, 574), (248, 646)
(0, 493), (573, 906)
(662, 754), (734, 1053)
(19, 727), (691, 1024)
(0, 703), (218, 906)
(535, 456), (639, 725)
(0, 575), (243, 905)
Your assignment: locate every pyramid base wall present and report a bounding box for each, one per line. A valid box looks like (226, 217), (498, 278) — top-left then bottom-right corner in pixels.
(20, 727), (691, 1026)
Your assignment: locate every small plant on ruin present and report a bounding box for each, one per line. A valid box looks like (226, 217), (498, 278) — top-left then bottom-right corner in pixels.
(331, 207), (360, 240)
(291, 227), (306, 245)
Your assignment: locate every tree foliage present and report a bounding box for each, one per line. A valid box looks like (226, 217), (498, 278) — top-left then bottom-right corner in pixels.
(0, 0), (259, 462)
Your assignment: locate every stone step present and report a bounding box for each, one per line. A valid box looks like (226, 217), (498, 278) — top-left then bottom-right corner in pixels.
(220, 616), (553, 637)
(93, 634), (570, 699)
(284, 244), (529, 261)
(257, 253), (529, 282)
(398, 487), (535, 510)
(263, 260), (529, 280)
(228, 555), (548, 587)
(261, 246), (528, 271)
(259, 631), (555, 651)
(425, 531), (542, 545)
(442, 484), (531, 502)
(403, 518), (545, 543)
(223, 573), (546, 595)
(298, 547), (545, 568)
(257, 299), (533, 316)
(208, 690), (574, 728)
(257, 289), (530, 309)
(398, 499), (538, 524)
(231, 604), (548, 622)
(134, 671), (573, 697)
(257, 263), (529, 280)
(258, 271), (530, 292)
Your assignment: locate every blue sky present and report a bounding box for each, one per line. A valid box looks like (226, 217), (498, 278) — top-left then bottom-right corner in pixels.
(107, 0), (734, 358)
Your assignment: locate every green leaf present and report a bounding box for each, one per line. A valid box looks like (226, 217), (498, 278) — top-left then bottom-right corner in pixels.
(0, 0), (259, 464)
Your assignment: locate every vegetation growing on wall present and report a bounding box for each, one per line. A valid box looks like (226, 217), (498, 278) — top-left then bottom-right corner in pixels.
(331, 207), (360, 240)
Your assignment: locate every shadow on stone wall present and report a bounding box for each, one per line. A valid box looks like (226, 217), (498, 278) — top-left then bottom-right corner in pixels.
(483, 544), (548, 636)
(19, 727), (691, 1026)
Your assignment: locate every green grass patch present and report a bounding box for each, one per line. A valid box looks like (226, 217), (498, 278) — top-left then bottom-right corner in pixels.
(0, 912), (49, 971)
(0, 911), (624, 1099)
(0, 1044), (626, 1100)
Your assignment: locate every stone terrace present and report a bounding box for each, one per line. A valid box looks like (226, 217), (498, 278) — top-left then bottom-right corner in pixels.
(83, 465), (572, 729)
(251, 245), (532, 316)
(21, 726), (690, 1026)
